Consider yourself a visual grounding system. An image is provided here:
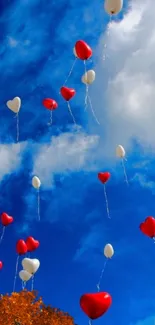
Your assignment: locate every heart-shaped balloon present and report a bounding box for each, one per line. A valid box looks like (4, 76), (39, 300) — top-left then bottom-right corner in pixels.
(75, 40), (92, 60)
(0, 261), (3, 269)
(22, 258), (40, 274)
(19, 270), (32, 282)
(42, 98), (58, 110)
(16, 239), (27, 255)
(6, 97), (21, 113)
(26, 236), (40, 252)
(60, 87), (76, 101)
(140, 216), (155, 238)
(98, 172), (111, 184)
(80, 292), (112, 320)
(1, 212), (14, 227)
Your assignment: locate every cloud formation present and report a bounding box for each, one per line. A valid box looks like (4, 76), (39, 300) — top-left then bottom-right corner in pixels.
(0, 142), (25, 181)
(91, 0), (155, 156)
(32, 127), (99, 187)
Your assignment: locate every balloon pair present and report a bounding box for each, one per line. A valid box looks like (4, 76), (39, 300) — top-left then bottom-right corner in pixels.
(19, 258), (40, 290)
(61, 40), (99, 125)
(13, 236), (40, 292)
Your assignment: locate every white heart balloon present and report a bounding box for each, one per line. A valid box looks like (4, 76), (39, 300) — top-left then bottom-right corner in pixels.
(19, 270), (32, 282)
(6, 97), (21, 113)
(22, 258), (40, 274)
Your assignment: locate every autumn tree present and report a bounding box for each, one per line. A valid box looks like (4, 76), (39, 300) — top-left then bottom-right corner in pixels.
(0, 290), (75, 325)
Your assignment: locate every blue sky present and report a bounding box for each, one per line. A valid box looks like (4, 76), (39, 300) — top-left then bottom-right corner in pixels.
(0, 0), (155, 325)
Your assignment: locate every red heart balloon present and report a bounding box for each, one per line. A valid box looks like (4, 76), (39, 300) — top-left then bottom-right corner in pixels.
(26, 236), (40, 252)
(75, 40), (92, 60)
(98, 172), (111, 184)
(0, 261), (3, 269)
(60, 86), (76, 101)
(1, 212), (14, 226)
(140, 216), (155, 238)
(16, 239), (27, 255)
(80, 292), (112, 320)
(42, 98), (58, 110)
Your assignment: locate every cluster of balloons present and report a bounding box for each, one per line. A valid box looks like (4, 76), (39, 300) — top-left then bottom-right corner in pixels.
(4, 0), (125, 322)
(19, 258), (40, 290)
(14, 236), (40, 291)
(80, 244), (114, 322)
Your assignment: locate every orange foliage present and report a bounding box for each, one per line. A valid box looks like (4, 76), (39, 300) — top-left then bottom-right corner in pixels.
(0, 290), (75, 325)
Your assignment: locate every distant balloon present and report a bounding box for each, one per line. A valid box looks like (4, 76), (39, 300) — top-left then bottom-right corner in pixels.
(74, 40), (92, 60)
(98, 172), (111, 219)
(104, 0), (123, 15)
(140, 216), (155, 239)
(0, 212), (14, 245)
(6, 97), (21, 114)
(116, 145), (128, 185)
(32, 176), (41, 189)
(0, 261), (3, 269)
(116, 145), (125, 158)
(6, 96), (21, 142)
(104, 244), (114, 258)
(42, 98), (58, 110)
(60, 86), (76, 124)
(98, 172), (111, 184)
(60, 87), (76, 101)
(82, 70), (96, 85)
(1, 213), (13, 227)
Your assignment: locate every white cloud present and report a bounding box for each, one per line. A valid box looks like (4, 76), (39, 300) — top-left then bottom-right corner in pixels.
(91, 0), (155, 156)
(33, 128), (99, 187)
(7, 36), (18, 47)
(132, 172), (155, 192)
(0, 142), (25, 181)
(129, 316), (155, 325)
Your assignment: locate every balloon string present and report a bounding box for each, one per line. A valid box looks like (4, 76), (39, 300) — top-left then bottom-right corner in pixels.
(0, 226), (5, 244)
(63, 58), (77, 86)
(84, 84), (89, 111)
(37, 189), (40, 221)
(13, 255), (19, 292)
(103, 15), (112, 61)
(96, 259), (108, 292)
(83, 60), (89, 110)
(121, 159), (129, 185)
(22, 281), (26, 290)
(67, 102), (76, 125)
(16, 113), (19, 142)
(31, 275), (34, 291)
(48, 111), (53, 126)
(87, 95), (100, 125)
(104, 184), (110, 219)
(89, 319), (92, 325)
